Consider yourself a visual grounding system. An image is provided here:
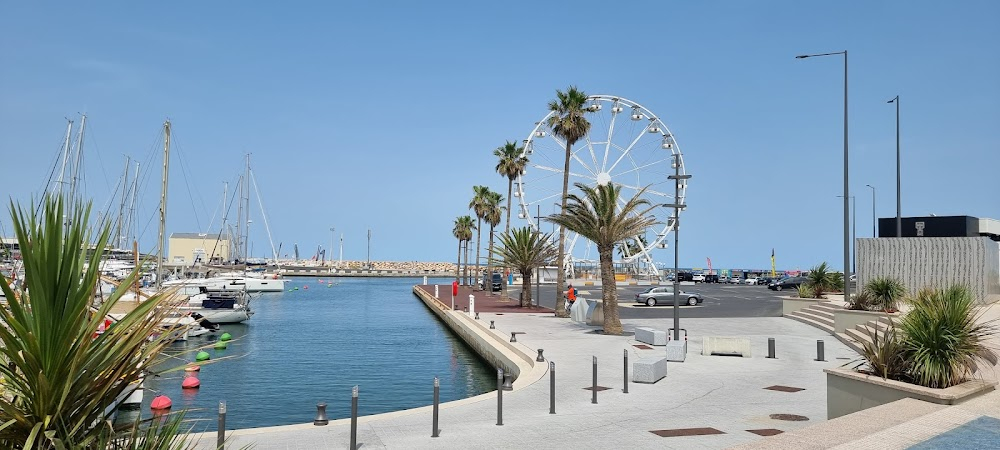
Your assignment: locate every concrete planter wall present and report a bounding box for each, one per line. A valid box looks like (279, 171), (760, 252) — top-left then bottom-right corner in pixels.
(782, 296), (822, 316)
(825, 367), (996, 419)
(833, 308), (900, 334)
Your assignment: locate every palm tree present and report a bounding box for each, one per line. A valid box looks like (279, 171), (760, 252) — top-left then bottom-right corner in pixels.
(484, 191), (503, 295)
(453, 215), (475, 284)
(493, 227), (558, 307)
(547, 86), (591, 317)
(493, 140), (528, 235)
(547, 182), (656, 335)
(0, 197), (192, 448)
(469, 185), (492, 289)
(806, 262), (836, 298)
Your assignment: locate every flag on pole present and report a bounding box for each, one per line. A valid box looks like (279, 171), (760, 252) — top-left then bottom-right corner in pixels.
(770, 248), (776, 277)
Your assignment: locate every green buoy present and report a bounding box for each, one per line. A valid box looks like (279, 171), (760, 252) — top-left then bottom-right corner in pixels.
(214, 341), (227, 350)
(294, 287), (299, 291)
(195, 351), (210, 362)
(220, 332), (232, 341)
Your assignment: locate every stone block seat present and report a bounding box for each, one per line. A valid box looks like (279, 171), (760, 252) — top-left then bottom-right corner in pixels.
(632, 356), (668, 383)
(635, 327), (667, 346)
(702, 336), (752, 357)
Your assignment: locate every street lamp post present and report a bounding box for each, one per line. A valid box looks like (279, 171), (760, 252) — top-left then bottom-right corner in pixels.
(865, 184), (876, 237)
(797, 50), (851, 299)
(888, 96), (901, 237)
(666, 153), (691, 341)
(329, 227), (335, 267)
(837, 195), (856, 275)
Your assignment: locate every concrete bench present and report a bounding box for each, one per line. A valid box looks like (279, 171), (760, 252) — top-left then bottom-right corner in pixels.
(635, 327), (667, 346)
(632, 357), (668, 383)
(702, 336), (752, 357)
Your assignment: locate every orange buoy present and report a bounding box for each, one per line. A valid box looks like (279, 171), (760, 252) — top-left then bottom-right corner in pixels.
(182, 377), (201, 389)
(150, 395), (173, 410)
(184, 365), (200, 372)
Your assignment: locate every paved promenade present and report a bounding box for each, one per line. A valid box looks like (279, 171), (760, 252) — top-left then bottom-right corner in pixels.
(192, 285), (856, 449)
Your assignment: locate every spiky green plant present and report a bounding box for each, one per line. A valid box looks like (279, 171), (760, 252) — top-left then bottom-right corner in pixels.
(899, 286), (997, 388)
(806, 262), (836, 298)
(797, 283), (818, 299)
(866, 277), (906, 312)
(847, 289), (876, 311)
(852, 321), (909, 380)
(0, 197), (192, 449)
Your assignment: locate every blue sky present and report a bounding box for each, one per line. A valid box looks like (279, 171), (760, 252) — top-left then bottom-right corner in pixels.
(1, 1), (997, 272)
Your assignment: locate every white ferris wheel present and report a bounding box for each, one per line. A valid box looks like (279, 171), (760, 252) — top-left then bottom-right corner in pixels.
(514, 95), (688, 279)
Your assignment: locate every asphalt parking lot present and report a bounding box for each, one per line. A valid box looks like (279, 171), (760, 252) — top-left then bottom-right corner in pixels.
(504, 282), (784, 319)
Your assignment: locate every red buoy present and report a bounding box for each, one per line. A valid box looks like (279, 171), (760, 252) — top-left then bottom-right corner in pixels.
(150, 395), (173, 410)
(182, 377), (201, 389)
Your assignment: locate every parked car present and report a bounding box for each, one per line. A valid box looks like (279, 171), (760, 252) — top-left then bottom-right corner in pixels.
(635, 286), (703, 307)
(692, 274), (706, 282)
(768, 276), (808, 291)
(744, 277), (760, 285)
(728, 277), (743, 284)
(481, 272), (503, 292)
(704, 274), (719, 283)
(676, 272), (694, 282)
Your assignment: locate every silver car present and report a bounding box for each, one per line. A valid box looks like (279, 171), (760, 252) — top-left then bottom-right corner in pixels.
(634, 286), (703, 307)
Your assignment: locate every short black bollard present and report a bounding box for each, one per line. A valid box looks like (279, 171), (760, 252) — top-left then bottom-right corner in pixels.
(217, 401), (226, 450)
(623, 349), (629, 394)
(490, 320), (495, 329)
(350, 386), (358, 450)
(767, 337), (776, 359)
(536, 349), (545, 362)
(592, 356), (598, 404)
(475, 312), (480, 320)
(549, 361), (556, 414)
(510, 332), (517, 343)
(816, 340), (826, 361)
(502, 372), (514, 390)
(431, 377), (440, 438)
(313, 402), (328, 426)
(496, 369), (504, 426)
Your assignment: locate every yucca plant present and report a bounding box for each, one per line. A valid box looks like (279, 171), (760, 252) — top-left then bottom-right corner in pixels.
(0, 197), (193, 449)
(797, 283), (818, 299)
(899, 286), (997, 388)
(806, 262), (836, 298)
(847, 289), (876, 311)
(866, 277), (906, 312)
(852, 322), (910, 380)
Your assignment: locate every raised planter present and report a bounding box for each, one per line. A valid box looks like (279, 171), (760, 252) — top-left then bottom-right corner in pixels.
(825, 367), (997, 419)
(833, 307), (900, 334)
(782, 296), (822, 316)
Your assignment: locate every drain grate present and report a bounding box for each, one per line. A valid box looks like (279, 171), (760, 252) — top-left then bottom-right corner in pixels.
(650, 427), (725, 437)
(633, 344), (653, 350)
(769, 413), (809, 421)
(747, 429), (784, 436)
(764, 385), (805, 393)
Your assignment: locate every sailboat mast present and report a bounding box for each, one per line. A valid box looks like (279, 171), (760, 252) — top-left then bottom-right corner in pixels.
(56, 119), (74, 199)
(69, 114), (87, 202)
(243, 154), (251, 264)
(156, 120), (171, 290)
(116, 157), (131, 249)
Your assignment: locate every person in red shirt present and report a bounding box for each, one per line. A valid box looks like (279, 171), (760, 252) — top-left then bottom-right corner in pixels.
(566, 284), (577, 309)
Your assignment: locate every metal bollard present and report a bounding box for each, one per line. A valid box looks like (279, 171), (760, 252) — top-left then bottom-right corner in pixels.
(623, 349), (629, 394)
(475, 312), (480, 320)
(536, 349), (545, 362)
(510, 333), (517, 343)
(502, 372), (513, 390)
(434, 285), (439, 298)
(816, 340), (826, 361)
(350, 386), (358, 450)
(549, 361), (556, 414)
(767, 337), (776, 359)
(217, 401), (226, 450)
(490, 320), (495, 329)
(313, 402), (328, 426)
(592, 356), (598, 404)
(432, 377), (440, 438)
(496, 369), (504, 426)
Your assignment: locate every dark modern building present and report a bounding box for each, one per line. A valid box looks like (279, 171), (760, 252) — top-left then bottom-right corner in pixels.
(878, 216), (1000, 241)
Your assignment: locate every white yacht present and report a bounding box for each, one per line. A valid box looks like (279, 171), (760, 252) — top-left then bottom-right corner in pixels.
(177, 287), (254, 323)
(162, 273), (284, 293)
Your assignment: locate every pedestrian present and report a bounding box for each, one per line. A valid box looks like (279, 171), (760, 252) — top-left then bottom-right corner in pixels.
(566, 284), (577, 310)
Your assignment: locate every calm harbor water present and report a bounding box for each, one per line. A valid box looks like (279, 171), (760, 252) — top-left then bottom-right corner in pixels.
(140, 277), (495, 432)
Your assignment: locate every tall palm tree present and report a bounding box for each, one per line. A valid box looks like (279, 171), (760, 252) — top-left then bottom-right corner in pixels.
(547, 182), (656, 335)
(469, 185), (491, 289)
(493, 140), (528, 235)
(493, 227), (558, 307)
(0, 197), (193, 448)
(484, 191), (503, 295)
(547, 86), (591, 317)
(453, 215), (475, 284)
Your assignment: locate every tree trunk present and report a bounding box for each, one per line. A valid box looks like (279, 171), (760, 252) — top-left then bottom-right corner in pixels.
(521, 270), (532, 307)
(486, 225), (494, 296)
(505, 178), (513, 235)
(463, 240), (469, 286)
(455, 239), (461, 283)
(599, 244), (623, 335)
(555, 141), (572, 318)
(474, 218), (482, 290)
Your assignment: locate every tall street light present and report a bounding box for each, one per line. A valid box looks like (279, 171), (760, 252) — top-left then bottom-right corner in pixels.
(888, 96), (901, 237)
(797, 50), (851, 297)
(329, 227), (335, 267)
(865, 184), (876, 237)
(666, 153), (691, 342)
(837, 195), (856, 274)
